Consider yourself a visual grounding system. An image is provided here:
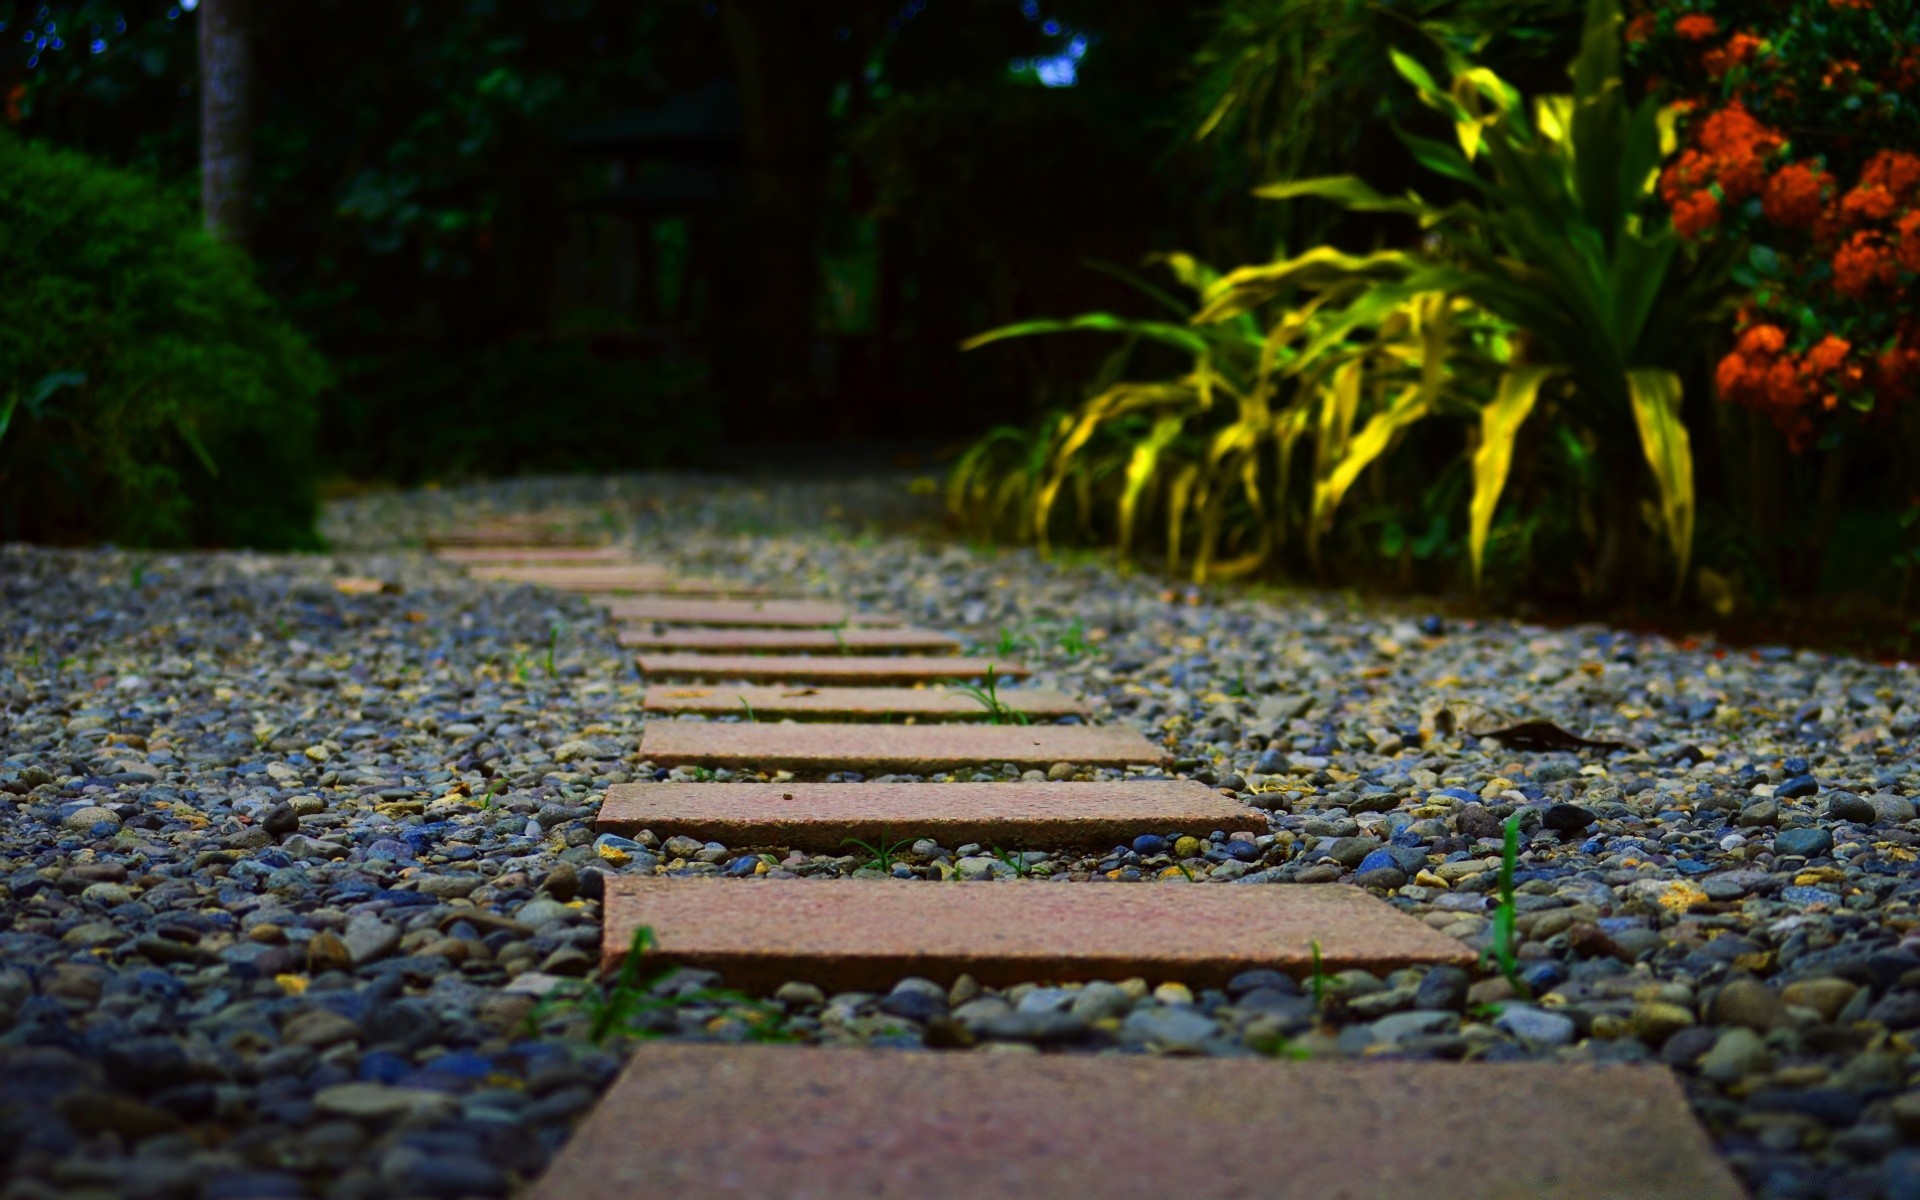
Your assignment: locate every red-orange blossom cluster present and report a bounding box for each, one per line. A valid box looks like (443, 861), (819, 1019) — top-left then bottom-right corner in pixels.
(1662, 104), (1920, 447)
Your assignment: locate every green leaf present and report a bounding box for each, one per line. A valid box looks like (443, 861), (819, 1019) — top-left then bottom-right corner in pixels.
(1469, 367), (1557, 589)
(1117, 416), (1184, 560)
(1625, 367), (1694, 593)
(961, 314), (1209, 357)
(1, 371), (87, 445)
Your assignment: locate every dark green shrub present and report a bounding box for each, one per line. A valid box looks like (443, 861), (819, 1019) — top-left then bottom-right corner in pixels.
(0, 130), (327, 548)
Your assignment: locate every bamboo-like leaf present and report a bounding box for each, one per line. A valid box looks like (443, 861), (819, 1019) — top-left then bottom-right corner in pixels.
(1625, 367), (1694, 591)
(1314, 383), (1429, 541)
(1469, 366), (1557, 589)
(1195, 247), (1417, 324)
(1117, 416), (1184, 561)
(960, 313), (1210, 356)
(1165, 464), (1201, 573)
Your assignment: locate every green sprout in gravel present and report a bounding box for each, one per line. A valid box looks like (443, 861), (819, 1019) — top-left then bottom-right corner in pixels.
(956, 665), (1028, 725)
(991, 845), (1037, 878)
(1308, 939), (1327, 1011)
(545, 622), (562, 677)
(842, 832), (915, 873)
(1486, 810), (1531, 999)
(1055, 618), (1090, 659)
(530, 926), (797, 1045)
(994, 625), (1030, 658)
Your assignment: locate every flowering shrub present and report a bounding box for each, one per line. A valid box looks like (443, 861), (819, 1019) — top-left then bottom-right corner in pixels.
(1628, 1), (1920, 449)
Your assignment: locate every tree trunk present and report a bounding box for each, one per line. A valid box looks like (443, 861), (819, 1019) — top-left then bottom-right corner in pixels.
(198, 0), (252, 247)
(720, 0), (834, 439)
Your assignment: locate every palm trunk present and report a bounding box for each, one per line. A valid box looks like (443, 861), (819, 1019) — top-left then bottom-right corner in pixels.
(198, 0), (252, 246)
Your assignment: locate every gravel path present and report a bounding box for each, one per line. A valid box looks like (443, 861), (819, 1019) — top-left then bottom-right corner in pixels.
(5, 472), (1919, 1199)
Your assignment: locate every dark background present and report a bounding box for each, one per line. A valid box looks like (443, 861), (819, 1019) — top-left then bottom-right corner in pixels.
(7, 0), (1290, 478)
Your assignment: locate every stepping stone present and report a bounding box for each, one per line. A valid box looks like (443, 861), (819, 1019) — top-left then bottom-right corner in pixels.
(425, 517), (596, 547)
(602, 877), (1470, 987)
(638, 654), (1022, 686)
(604, 598), (899, 627)
(435, 546), (630, 565)
(641, 685), (1081, 722)
(618, 627), (959, 653)
(532, 1044), (1743, 1200)
(599, 779), (1247, 850)
(641, 722), (1159, 774)
(470, 566), (767, 595)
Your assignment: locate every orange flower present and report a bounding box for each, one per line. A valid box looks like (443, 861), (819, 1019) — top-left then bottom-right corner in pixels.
(1823, 59), (1862, 88)
(1762, 163), (1832, 229)
(1715, 352), (1752, 402)
(1861, 151), (1920, 204)
(1676, 14), (1721, 40)
(1697, 104), (1783, 160)
(1671, 190), (1722, 239)
(1898, 210), (1920, 274)
(1764, 357), (1809, 411)
(1718, 147), (1770, 202)
(1841, 184), (1899, 223)
(1737, 324), (1788, 357)
(1626, 13), (1657, 44)
(1704, 33), (1764, 79)
(1875, 344), (1920, 406)
(1833, 232), (1896, 298)
(1660, 150), (1716, 206)
(1804, 335), (1854, 377)
(1828, 0), (1871, 8)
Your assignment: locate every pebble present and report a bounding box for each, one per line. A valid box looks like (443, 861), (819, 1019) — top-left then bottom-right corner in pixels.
(1493, 1006), (1575, 1047)
(2, 475), (1914, 1200)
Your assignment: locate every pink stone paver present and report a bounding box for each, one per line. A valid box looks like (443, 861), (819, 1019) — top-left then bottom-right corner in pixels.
(640, 722), (1164, 773)
(641, 684), (1081, 721)
(468, 565), (767, 595)
(602, 597), (899, 627)
(435, 546), (630, 565)
(530, 1044), (1743, 1200)
(598, 780), (1249, 850)
(618, 626), (959, 653)
(602, 877), (1471, 986)
(638, 654), (1026, 686)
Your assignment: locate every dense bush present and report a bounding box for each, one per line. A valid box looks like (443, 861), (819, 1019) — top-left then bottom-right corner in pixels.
(955, 0), (1726, 604)
(1630, 0), (1920, 451)
(0, 131), (326, 547)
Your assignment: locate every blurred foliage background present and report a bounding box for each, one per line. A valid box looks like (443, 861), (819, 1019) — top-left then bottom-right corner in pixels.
(5, 0), (1919, 637)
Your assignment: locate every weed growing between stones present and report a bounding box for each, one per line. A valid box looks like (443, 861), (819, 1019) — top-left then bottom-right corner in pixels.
(956, 665), (1029, 725)
(991, 845), (1037, 878)
(842, 833), (916, 874)
(530, 926), (798, 1045)
(1485, 812), (1532, 999)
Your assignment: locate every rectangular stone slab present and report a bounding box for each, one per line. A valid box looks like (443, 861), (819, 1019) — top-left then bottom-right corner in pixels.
(598, 780), (1249, 850)
(641, 685), (1082, 722)
(602, 877), (1472, 987)
(603, 598), (898, 627)
(468, 565), (766, 595)
(425, 519), (596, 547)
(435, 546), (630, 565)
(641, 722), (1162, 774)
(530, 1044), (1743, 1200)
(637, 655), (1026, 685)
(618, 627), (959, 653)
